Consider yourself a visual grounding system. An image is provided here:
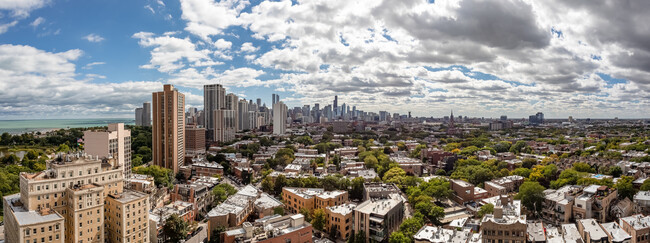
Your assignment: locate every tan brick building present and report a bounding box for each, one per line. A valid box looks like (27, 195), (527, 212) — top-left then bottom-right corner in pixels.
(83, 123), (132, 182)
(3, 153), (124, 243)
(480, 196), (526, 243)
(620, 214), (650, 243)
(3, 194), (65, 243)
(282, 187), (347, 214)
(325, 203), (356, 241)
(152, 84), (186, 174)
(105, 190), (150, 243)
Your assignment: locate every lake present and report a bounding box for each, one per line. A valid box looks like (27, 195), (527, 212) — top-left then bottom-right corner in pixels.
(0, 118), (135, 134)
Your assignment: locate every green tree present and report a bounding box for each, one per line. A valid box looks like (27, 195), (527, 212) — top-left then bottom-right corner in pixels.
(299, 207), (312, 222)
(573, 162), (596, 173)
(349, 177), (365, 201)
(133, 165), (173, 188)
(477, 203), (494, 218)
(311, 208), (327, 231)
(607, 166), (623, 177)
(274, 175), (287, 195)
(162, 214), (189, 242)
(388, 232), (411, 243)
(512, 168), (532, 178)
(397, 216), (424, 241)
(509, 141), (528, 154)
(382, 167), (406, 185)
(615, 176), (636, 200)
(208, 227), (226, 243)
(273, 207), (285, 216)
(515, 181), (545, 212)
(521, 158), (537, 169)
(212, 183), (237, 204)
(364, 154), (379, 169)
(56, 144), (71, 153)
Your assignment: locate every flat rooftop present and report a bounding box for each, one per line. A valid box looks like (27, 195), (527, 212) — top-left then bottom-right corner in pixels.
(579, 219), (608, 240)
(4, 193), (63, 226)
(327, 203), (356, 215)
(108, 190), (148, 203)
(355, 194), (402, 216)
(620, 215), (650, 230)
(600, 222), (631, 242)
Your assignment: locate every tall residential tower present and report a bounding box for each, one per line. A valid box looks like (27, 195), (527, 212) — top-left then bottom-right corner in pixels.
(152, 84), (185, 174)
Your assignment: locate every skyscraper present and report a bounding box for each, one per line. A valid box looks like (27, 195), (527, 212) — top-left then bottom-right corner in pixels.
(204, 84), (226, 140)
(272, 94), (277, 106)
(238, 99), (249, 131)
(135, 102), (151, 126)
(333, 95), (338, 116)
(214, 109), (237, 142)
(256, 98), (262, 108)
(153, 84), (185, 174)
(83, 123), (132, 181)
(273, 101), (287, 135)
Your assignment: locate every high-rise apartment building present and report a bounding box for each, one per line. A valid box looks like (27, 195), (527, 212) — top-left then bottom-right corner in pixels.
(83, 123), (132, 182)
(152, 84), (185, 174)
(333, 95), (338, 117)
(204, 84), (226, 140)
(273, 101), (287, 135)
(238, 99), (249, 131)
(134, 102), (151, 126)
(185, 124), (206, 157)
(104, 190), (150, 243)
(214, 109), (237, 142)
(3, 154), (125, 243)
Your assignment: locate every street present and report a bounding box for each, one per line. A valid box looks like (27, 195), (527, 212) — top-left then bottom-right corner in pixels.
(184, 222), (208, 243)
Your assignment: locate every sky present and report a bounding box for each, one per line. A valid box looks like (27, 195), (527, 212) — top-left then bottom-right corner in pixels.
(0, 0), (649, 119)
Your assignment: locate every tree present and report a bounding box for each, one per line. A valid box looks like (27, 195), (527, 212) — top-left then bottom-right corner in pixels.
(349, 177), (365, 201)
(388, 232), (411, 243)
(515, 181), (545, 212)
(162, 214), (189, 242)
(382, 167), (406, 185)
(510, 141), (528, 154)
(274, 175), (287, 195)
(642, 179), (650, 191)
(133, 165), (173, 188)
(208, 227), (225, 243)
(273, 207), (284, 216)
(364, 154), (379, 169)
(477, 203), (494, 218)
(607, 166), (623, 177)
(397, 216), (424, 241)
(512, 168), (532, 178)
(212, 183), (237, 204)
(311, 208), (327, 231)
(56, 144), (71, 153)
(299, 207), (312, 222)
(573, 162), (596, 173)
(616, 176), (636, 200)
(493, 141), (512, 153)
(521, 158), (537, 169)
(261, 176), (274, 193)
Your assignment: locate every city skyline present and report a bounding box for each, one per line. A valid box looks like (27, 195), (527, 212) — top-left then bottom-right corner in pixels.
(1, 0), (650, 119)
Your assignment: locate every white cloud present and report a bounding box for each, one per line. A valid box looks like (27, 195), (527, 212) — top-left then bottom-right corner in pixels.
(144, 5), (155, 14)
(0, 44), (166, 118)
(0, 0), (49, 18)
(82, 33), (105, 43)
(214, 38), (232, 49)
(82, 62), (106, 69)
(29, 16), (44, 27)
(179, 0), (249, 40)
(156, 0), (165, 7)
(240, 42), (259, 52)
(0, 20), (17, 34)
(133, 32), (221, 73)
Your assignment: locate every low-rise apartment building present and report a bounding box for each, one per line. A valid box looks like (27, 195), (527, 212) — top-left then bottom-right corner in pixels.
(573, 185), (617, 223)
(620, 214), (650, 243)
(451, 179), (488, 204)
(543, 185), (582, 225)
(354, 193), (404, 243)
(223, 214), (312, 243)
(480, 196), (526, 243)
(577, 219), (609, 243)
(105, 190), (150, 243)
(282, 187), (348, 214)
(484, 175), (524, 197)
(325, 203), (356, 241)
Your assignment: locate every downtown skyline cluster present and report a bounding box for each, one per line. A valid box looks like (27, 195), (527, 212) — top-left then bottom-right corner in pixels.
(0, 0), (649, 119)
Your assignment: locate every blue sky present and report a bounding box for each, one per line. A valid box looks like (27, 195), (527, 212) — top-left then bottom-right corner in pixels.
(0, 0), (649, 119)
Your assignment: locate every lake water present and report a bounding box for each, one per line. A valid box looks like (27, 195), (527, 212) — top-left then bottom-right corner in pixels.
(0, 118), (135, 134)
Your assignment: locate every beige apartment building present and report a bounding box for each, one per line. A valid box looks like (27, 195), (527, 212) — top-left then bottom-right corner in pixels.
(84, 123), (132, 182)
(353, 193), (404, 243)
(214, 109), (237, 142)
(480, 196), (527, 243)
(282, 187), (348, 214)
(620, 214), (650, 243)
(4, 153), (124, 243)
(152, 84), (186, 174)
(3, 194), (65, 243)
(64, 184), (105, 243)
(325, 203), (356, 241)
(105, 190), (150, 243)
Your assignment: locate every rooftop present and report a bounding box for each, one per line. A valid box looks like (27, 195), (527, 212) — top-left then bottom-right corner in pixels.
(3, 193), (64, 226)
(327, 203), (356, 215)
(413, 226), (472, 243)
(620, 214), (650, 230)
(284, 187), (325, 199)
(634, 191), (650, 201)
(600, 222), (631, 242)
(108, 190), (148, 203)
(561, 223), (583, 243)
(527, 221), (546, 242)
(579, 219), (608, 240)
(355, 193), (402, 216)
(545, 227), (563, 243)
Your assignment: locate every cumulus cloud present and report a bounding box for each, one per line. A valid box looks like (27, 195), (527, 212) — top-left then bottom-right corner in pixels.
(0, 0), (49, 18)
(82, 33), (105, 42)
(0, 44), (169, 118)
(29, 16), (44, 27)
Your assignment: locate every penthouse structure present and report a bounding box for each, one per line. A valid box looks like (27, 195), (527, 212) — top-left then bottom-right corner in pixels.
(354, 193), (404, 243)
(104, 190), (150, 243)
(83, 123), (132, 182)
(480, 196), (526, 243)
(282, 187), (348, 214)
(363, 183), (401, 201)
(484, 175), (524, 197)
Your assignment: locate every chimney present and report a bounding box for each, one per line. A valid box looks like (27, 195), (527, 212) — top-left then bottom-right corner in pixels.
(494, 206), (503, 219)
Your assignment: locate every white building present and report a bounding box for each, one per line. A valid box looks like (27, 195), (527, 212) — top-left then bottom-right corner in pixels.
(273, 101), (287, 135)
(83, 123), (132, 180)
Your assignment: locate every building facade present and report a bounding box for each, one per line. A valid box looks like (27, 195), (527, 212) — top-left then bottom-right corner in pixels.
(105, 190), (150, 243)
(204, 84), (226, 140)
(273, 101), (287, 135)
(83, 123), (132, 182)
(152, 84), (185, 174)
